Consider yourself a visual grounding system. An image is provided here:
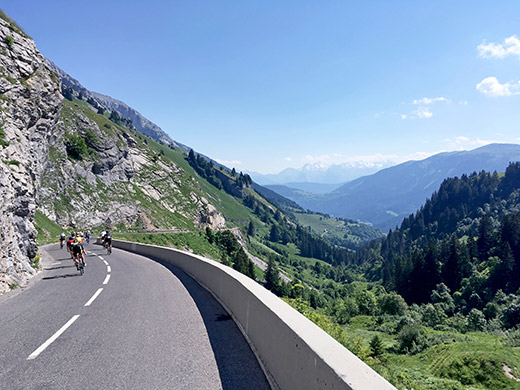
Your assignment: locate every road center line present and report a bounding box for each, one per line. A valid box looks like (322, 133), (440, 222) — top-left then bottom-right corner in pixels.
(98, 256), (104, 260)
(84, 288), (103, 307)
(107, 265), (111, 273)
(27, 315), (80, 360)
(103, 274), (111, 285)
(103, 260), (109, 266)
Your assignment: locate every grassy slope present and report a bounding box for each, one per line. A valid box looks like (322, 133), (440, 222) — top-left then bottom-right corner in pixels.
(34, 210), (62, 245)
(345, 316), (520, 390)
(293, 211), (384, 249)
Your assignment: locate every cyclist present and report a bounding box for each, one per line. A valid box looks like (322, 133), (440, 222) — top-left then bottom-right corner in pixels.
(59, 232), (66, 249)
(104, 231), (112, 253)
(100, 230), (106, 245)
(71, 233), (86, 269)
(66, 232), (75, 259)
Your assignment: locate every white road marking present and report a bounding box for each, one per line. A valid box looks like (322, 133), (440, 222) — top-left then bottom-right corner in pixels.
(99, 256), (104, 261)
(103, 274), (111, 285)
(51, 262), (60, 266)
(103, 260), (108, 266)
(27, 315), (80, 360)
(107, 265), (111, 273)
(84, 288), (103, 307)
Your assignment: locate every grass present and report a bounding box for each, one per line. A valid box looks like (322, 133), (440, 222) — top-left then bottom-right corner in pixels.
(114, 232), (224, 261)
(0, 9), (30, 38)
(34, 210), (63, 245)
(9, 282), (19, 290)
(293, 211), (384, 250)
(32, 253), (40, 269)
(342, 314), (520, 390)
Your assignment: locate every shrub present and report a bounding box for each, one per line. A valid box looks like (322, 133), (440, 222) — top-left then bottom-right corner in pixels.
(4, 35), (14, 50)
(421, 303), (448, 327)
(64, 133), (87, 160)
(467, 308), (486, 331)
(0, 124), (9, 147)
(483, 302), (500, 320)
(378, 292), (407, 316)
(503, 304), (520, 329)
(398, 325), (427, 354)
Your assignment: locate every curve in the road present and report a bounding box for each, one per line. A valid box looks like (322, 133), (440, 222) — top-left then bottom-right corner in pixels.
(0, 242), (270, 390)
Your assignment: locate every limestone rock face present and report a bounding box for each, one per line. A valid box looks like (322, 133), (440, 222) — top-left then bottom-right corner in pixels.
(0, 15), (226, 293)
(0, 18), (63, 292)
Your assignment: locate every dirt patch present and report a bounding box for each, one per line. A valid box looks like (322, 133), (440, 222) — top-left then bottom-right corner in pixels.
(503, 365), (520, 382)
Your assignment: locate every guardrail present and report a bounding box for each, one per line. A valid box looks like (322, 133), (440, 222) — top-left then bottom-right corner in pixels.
(110, 239), (395, 390)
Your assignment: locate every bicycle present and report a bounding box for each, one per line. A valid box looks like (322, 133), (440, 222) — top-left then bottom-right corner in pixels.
(107, 244), (112, 255)
(74, 252), (85, 275)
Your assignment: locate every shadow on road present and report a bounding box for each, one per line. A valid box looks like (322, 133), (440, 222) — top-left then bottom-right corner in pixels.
(44, 265), (77, 271)
(42, 273), (80, 280)
(156, 260), (271, 390)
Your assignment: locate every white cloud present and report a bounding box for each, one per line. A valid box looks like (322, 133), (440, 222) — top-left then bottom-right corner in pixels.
(459, 100), (469, 105)
(412, 97), (450, 105)
(284, 157), (292, 162)
(401, 106), (433, 120)
(444, 136), (497, 149)
(215, 159), (242, 167)
(401, 96), (449, 119)
(476, 76), (520, 97)
(478, 35), (520, 59)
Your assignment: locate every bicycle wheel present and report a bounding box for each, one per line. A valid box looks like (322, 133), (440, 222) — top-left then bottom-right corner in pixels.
(79, 263), (84, 275)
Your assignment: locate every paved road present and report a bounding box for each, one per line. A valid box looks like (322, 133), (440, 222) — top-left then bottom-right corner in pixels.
(0, 242), (270, 389)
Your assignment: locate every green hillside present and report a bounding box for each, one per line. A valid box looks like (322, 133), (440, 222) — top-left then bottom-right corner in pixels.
(293, 211), (384, 250)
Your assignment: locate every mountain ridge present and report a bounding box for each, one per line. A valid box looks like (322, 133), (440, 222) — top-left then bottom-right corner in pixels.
(248, 159), (396, 186)
(44, 59), (178, 147)
(267, 143), (520, 231)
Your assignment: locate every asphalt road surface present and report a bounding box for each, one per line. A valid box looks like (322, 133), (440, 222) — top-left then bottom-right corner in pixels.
(0, 242), (270, 389)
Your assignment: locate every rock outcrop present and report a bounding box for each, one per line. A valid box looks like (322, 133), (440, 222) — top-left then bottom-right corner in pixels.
(0, 16), (63, 292)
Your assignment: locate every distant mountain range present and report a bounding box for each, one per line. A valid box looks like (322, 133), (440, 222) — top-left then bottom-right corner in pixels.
(247, 160), (396, 189)
(266, 143), (520, 231)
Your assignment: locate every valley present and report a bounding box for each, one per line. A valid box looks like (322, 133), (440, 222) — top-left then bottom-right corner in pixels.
(2, 6), (520, 390)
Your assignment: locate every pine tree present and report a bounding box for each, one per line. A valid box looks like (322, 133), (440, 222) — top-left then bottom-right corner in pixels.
(478, 214), (494, 262)
(188, 148), (195, 162)
(369, 335), (385, 359)
(247, 220), (256, 237)
(265, 259), (281, 292)
(270, 224), (280, 242)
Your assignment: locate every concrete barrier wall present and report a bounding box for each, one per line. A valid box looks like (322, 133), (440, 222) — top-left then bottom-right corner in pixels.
(112, 239), (396, 390)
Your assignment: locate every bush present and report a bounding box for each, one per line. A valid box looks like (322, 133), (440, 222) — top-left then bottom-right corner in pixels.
(64, 133), (87, 160)
(483, 302), (500, 320)
(4, 35), (14, 49)
(467, 308), (486, 331)
(503, 304), (520, 329)
(378, 292), (408, 316)
(397, 325), (427, 354)
(0, 124), (9, 147)
(421, 303), (448, 327)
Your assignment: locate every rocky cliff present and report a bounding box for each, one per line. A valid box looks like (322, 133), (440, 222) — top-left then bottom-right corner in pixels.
(0, 11), (226, 293)
(0, 15), (63, 291)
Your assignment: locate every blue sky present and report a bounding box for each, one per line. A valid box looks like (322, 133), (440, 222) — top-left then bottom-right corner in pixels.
(3, 1), (520, 173)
